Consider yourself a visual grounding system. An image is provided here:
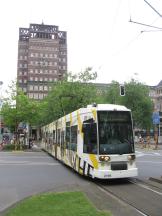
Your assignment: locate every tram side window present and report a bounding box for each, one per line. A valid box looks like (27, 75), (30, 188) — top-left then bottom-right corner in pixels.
(66, 122), (70, 149)
(70, 125), (77, 151)
(61, 131), (65, 146)
(57, 129), (61, 146)
(83, 119), (97, 154)
(53, 130), (56, 144)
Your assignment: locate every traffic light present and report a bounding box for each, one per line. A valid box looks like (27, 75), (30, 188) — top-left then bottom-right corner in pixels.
(120, 85), (125, 96)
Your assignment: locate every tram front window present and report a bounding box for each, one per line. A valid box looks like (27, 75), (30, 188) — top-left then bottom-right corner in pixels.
(98, 111), (134, 155)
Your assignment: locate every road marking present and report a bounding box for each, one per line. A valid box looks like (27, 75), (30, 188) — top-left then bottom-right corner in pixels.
(0, 161), (60, 166)
(136, 151), (162, 157)
(154, 153), (161, 156)
(137, 161), (162, 164)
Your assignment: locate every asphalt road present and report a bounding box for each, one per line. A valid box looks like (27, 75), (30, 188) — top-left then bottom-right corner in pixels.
(136, 146), (162, 180)
(0, 148), (162, 216)
(0, 151), (89, 213)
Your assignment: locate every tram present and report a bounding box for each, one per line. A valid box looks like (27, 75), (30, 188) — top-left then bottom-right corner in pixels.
(41, 104), (138, 179)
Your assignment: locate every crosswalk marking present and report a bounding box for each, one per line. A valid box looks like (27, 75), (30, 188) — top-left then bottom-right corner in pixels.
(136, 150), (162, 157)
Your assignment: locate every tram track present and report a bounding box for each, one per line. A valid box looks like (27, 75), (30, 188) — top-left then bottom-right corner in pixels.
(93, 178), (162, 216)
(128, 178), (162, 195)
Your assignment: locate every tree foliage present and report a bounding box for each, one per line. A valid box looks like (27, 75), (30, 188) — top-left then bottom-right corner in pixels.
(123, 80), (153, 129)
(1, 81), (40, 132)
(1, 72), (153, 132)
(40, 68), (98, 125)
(104, 79), (153, 129)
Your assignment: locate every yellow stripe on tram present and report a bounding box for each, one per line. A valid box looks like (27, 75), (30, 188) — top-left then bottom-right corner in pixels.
(89, 154), (98, 169)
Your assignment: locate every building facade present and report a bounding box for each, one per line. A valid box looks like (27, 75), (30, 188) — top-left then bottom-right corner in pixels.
(150, 80), (162, 112)
(17, 23), (67, 100)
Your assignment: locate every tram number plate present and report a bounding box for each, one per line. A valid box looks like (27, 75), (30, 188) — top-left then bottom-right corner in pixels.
(104, 174), (111, 178)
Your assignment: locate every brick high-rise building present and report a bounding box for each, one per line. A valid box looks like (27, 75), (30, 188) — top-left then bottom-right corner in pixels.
(17, 23), (67, 100)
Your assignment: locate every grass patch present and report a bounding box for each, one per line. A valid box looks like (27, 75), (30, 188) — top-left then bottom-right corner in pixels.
(5, 191), (111, 216)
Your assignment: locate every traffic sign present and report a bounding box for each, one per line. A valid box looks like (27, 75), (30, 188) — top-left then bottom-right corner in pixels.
(152, 112), (160, 125)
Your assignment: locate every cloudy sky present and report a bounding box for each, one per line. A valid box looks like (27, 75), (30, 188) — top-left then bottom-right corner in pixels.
(0, 0), (162, 93)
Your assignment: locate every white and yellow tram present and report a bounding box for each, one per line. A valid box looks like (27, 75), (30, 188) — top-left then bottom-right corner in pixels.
(41, 104), (138, 179)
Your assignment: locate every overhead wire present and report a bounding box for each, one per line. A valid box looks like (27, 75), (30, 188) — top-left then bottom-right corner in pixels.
(130, 0), (162, 32)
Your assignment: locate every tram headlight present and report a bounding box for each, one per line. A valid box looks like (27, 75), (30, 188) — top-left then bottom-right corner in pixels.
(127, 155), (136, 161)
(99, 156), (105, 161)
(104, 156), (110, 162)
(99, 156), (111, 162)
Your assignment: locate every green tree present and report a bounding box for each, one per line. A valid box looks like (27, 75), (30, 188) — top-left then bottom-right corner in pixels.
(42, 68), (99, 124)
(1, 81), (40, 133)
(104, 79), (153, 129)
(104, 81), (121, 104)
(122, 80), (153, 129)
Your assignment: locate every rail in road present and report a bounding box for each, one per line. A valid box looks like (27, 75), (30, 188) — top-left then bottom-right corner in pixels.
(95, 178), (162, 216)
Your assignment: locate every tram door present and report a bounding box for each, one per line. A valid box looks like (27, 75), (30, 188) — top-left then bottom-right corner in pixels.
(53, 129), (56, 156)
(55, 124), (58, 158)
(61, 131), (65, 158)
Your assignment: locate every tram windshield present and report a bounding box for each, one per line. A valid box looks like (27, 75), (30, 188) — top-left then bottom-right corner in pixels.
(98, 111), (134, 155)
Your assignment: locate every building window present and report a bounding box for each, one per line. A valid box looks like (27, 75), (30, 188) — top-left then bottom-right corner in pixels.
(34, 93), (38, 99)
(44, 86), (48, 91)
(39, 86), (43, 91)
(29, 85), (34, 90)
(34, 85), (38, 91)
(39, 94), (43, 99)
(23, 87), (27, 92)
(28, 93), (34, 98)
